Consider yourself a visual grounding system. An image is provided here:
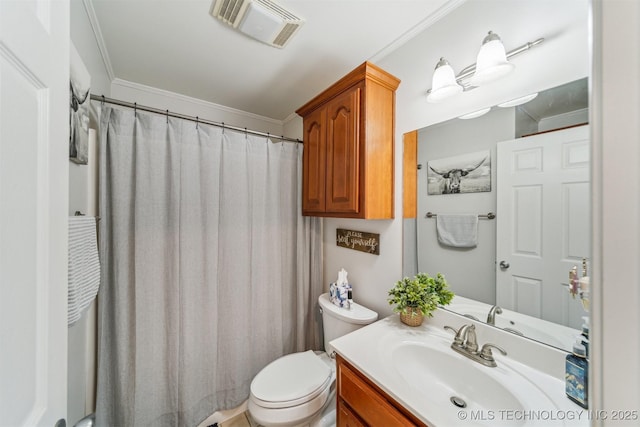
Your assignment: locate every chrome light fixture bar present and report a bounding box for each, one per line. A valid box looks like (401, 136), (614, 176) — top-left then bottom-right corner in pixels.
(426, 33), (544, 103)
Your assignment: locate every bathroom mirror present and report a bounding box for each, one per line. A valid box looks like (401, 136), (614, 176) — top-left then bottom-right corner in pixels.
(397, 0), (592, 353)
(411, 79), (589, 352)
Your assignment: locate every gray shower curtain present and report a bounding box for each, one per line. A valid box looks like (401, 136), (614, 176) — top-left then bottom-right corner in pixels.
(95, 106), (323, 426)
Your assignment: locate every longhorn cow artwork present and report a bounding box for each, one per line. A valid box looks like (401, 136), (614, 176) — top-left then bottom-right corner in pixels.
(427, 150), (491, 195)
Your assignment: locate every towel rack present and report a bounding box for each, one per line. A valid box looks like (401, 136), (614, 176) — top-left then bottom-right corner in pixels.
(74, 211), (101, 221)
(425, 212), (495, 219)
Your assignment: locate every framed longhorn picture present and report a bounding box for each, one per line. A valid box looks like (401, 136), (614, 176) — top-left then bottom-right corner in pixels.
(427, 150), (491, 195)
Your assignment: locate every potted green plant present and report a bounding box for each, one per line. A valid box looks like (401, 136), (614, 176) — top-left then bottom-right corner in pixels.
(388, 272), (454, 326)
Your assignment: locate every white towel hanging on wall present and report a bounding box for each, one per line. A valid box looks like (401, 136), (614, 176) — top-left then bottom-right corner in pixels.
(68, 216), (100, 326)
(436, 214), (479, 248)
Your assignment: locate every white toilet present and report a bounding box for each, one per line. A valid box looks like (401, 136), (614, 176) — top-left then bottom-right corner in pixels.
(248, 293), (378, 427)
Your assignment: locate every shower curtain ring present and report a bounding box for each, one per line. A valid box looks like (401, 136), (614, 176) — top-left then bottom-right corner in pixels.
(134, 102), (137, 116)
(101, 95), (105, 107)
(222, 122), (225, 134)
(166, 110), (169, 124)
(244, 128), (248, 139)
(196, 117), (199, 129)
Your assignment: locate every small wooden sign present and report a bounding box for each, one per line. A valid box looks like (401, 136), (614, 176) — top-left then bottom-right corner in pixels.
(336, 228), (380, 255)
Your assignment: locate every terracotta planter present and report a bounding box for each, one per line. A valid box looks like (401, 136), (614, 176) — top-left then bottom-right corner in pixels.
(400, 307), (424, 327)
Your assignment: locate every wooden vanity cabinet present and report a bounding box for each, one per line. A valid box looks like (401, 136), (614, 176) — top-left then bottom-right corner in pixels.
(296, 62), (400, 219)
(336, 354), (428, 427)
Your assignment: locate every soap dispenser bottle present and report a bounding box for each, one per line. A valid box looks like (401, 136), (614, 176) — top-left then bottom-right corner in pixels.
(566, 339), (588, 408)
(581, 316), (590, 357)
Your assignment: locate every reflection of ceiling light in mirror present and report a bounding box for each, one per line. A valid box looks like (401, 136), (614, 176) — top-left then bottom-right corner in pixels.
(458, 107), (491, 119)
(427, 57), (463, 103)
(469, 31), (515, 86)
(497, 93), (539, 108)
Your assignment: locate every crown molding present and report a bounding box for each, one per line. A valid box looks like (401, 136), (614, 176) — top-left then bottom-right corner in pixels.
(82, 0), (115, 81)
(111, 78), (285, 126)
(282, 111), (301, 125)
(369, 0), (468, 63)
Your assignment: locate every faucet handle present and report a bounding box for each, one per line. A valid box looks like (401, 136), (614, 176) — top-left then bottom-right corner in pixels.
(444, 325), (459, 334)
(444, 325), (464, 346)
(479, 343), (507, 366)
(444, 325), (469, 347)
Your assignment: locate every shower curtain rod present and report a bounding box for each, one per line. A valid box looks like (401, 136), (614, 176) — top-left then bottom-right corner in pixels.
(90, 94), (302, 144)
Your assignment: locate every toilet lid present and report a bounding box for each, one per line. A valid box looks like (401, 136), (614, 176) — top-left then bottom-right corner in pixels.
(318, 293), (378, 324)
(251, 350), (332, 409)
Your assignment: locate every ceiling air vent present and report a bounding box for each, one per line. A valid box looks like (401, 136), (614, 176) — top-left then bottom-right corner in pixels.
(210, 0), (304, 48)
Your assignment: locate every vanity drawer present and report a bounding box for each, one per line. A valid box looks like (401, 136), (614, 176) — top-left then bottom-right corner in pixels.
(337, 355), (427, 427)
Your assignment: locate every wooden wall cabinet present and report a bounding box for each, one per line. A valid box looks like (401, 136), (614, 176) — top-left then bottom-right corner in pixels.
(296, 62), (400, 219)
(336, 354), (428, 427)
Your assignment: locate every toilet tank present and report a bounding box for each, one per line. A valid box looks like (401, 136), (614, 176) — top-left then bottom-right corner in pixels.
(318, 293), (378, 354)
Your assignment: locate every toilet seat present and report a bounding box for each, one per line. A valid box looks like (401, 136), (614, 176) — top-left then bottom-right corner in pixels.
(251, 350), (332, 409)
(247, 294), (377, 426)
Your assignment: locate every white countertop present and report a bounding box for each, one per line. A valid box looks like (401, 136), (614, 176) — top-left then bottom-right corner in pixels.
(330, 310), (589, 427)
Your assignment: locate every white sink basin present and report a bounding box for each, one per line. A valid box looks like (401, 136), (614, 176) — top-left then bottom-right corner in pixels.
(393, 342), (525, 420)
(332, 316), (588, 427)
(386, 336), (563, 426)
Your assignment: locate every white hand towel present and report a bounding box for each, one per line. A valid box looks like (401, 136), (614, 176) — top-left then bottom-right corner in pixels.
(68, 216), (101, 326)
(436, 214), (478, 248)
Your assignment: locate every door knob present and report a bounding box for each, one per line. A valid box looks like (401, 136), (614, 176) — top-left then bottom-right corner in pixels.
(499, 261), (510, 270)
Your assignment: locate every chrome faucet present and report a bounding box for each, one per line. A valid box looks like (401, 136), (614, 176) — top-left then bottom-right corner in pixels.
(444, 324), (507, 367)
(486, 305), (503, 325)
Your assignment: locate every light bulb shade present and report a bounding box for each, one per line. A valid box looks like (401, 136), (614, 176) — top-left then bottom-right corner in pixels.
(458, 107), (491, 120)
(470, 32), (515, 86)
(427, 58), (463, 103)
(497, 92), (538, 108)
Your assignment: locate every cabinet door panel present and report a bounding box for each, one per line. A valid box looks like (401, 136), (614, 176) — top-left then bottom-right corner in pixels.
(302, 108), (326, 213)
(338, 400), (366, 427)
(339, 360), (417, 426)
(326, 87), (360, 213)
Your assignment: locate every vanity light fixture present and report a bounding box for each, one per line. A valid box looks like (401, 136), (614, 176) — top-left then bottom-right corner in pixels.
(426, 32), (544, 103)
(497, 92), (539, 108)
(427, 58), (464, 103)
(469, 31), (515, 86)
(458, 107), (491, 120)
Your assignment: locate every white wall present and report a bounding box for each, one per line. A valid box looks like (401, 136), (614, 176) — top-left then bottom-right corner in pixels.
(591, 0), (640, 422)
(68, 1), (113, 424)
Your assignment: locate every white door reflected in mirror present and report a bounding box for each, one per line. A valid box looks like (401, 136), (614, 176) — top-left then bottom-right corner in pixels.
(496, 125), (590, 329)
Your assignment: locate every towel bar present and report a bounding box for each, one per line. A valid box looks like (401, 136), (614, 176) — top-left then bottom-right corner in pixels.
(425, 212), (495, 219)
(74, 211), (101, 221)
